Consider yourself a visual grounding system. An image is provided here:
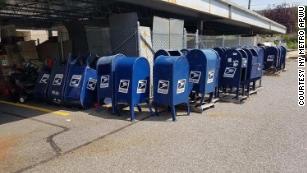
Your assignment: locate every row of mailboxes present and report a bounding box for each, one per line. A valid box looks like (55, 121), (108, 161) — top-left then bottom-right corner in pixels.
(34, 54), (98, 108)
(153, 49), (220, 120)
(218, 47), (265, 99)
(263, 46), (286, 71)
(153, 55), (190, 121)
(96, 55), (151, 121)
(33, 46), (285, 121)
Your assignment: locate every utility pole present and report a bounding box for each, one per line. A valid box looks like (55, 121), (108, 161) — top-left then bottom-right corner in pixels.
(248, 0), (251, 9)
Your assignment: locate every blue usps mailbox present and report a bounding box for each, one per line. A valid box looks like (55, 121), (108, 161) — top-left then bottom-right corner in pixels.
(242, 48), (263, 94)
(153, 55), (190, 121)
(214, 47), (227, 96)
(34, 65), (52, 99)
(63, 54), (98, 108)
(114, 56), (151, 121)
(279, 46), (287, 70)
(220, 49), (246, 99)
(186, 49), (220, 106)
(264, 46), (278, 70)
(154, 49), (182, 61)
(96, 54), (125, 113)
(47, 56), (71, 104)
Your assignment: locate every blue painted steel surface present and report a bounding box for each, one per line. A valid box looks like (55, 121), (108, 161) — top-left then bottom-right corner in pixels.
(47, 56), (71, 104)
(280, 46), (287, 70)
(153, 55), (190, 121)
(220, 49), (246, 98)
(63, 54), (98, 108)
(186, 49), (220, 100)
(264, 46), (278, 70)
(96, 54), (125, 113)
(114, 56), (151, 121)
(154, 49), (182, 61)
(34, 66), (52, 99)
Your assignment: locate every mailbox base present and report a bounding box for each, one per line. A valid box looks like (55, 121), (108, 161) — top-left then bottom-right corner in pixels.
(152, 103), (190, 121)
(219, 94), (247, 104)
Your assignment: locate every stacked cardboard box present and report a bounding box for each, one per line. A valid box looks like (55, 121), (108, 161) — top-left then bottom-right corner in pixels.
(17, 40), (39, 61)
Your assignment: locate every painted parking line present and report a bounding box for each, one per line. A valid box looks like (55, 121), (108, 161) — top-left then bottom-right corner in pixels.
(0, 100), (70, 117)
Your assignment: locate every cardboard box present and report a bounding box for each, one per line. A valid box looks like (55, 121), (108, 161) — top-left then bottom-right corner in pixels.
(17, 41), (39, 60)
(37, 41), (60, 61)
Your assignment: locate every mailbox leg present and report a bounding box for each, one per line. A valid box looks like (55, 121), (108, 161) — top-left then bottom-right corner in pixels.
(186, 102), (190, 116)
(137, 105), (142, 113)
(171, 106), (176, 121)
(199, 95), (205, 107)
(130, 104), (136, 122)
(247, 83), (250, 97)
(147, 102), (153, 115)
(111, 98), (116, 114)
(153, 103), (159, 116)
(253, 81), (256, 90)
(235, 86), (240, 100)
(241, 84), (245, 96)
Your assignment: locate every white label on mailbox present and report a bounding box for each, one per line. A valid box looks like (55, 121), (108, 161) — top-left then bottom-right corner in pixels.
(223, 67), (237, 78)
(69, 75), (82, 87)
(1, 59), (8, 66)
(242, 58), (247, 67)
(137, 80), (147, 93)
(52, 74), (64, 86)
(100, 75), (109, 88)
(267, 55), (275, 62)
(177, 79), (186, 94)
(118, 79), (130, 93)
(233, 60), (239, 67)
(40, 74), (50, 84)
(189, 71), (201, 84)
(207, 71), (215, 84)
(157, 80), (169, 94)
(227, 58), (232, 63)
(87, 78), (97, 91)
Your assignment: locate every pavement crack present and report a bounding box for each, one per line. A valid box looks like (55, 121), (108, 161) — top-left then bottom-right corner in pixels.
(0, 111), (69, 156)
(13, 114), (152, 173)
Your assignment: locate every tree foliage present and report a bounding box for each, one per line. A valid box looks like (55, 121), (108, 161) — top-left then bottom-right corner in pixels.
(259, 3), (297, 33)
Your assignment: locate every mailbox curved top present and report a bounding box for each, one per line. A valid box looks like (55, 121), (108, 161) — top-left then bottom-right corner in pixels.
(96, 54), (125, 73)
(213, 47), (226, 59)
(154, 49), (170, 60)
(97, 54), (125, 67)
(265, 46), (278, 53)
(115, 56), (150, 72)
(186, 49), (219, 66)
(155, 55), (188, 68)
(248, 48), (258, 57)
(154, 49), (182, 60)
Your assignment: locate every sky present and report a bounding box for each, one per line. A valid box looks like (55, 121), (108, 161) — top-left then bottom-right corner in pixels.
(229, 0), (307, 10)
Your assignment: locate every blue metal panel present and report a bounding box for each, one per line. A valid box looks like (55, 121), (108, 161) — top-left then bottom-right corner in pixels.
(47, 56), (72, 104)
(96, 54), (125, 113)
(114, 56), (151, 121)
(154, 49), (182, 61)
(248, 48), (262, 80)
(236, 48), (248, 84)
(34, 66), (52, 99)
(264, 46), (278, 70)
(63, 54), (98, 108)
(279, 46), (287, 70)
(154, 49), (169, 60)
(153, 55), (190, 121)
(214, 47), (227, 89)
(186, 49), (219, 95)
(220, 49), (243, 90)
